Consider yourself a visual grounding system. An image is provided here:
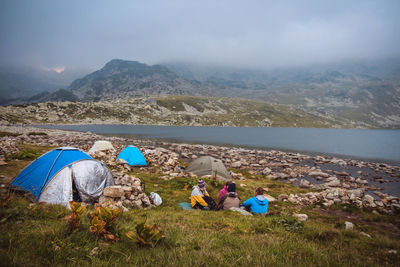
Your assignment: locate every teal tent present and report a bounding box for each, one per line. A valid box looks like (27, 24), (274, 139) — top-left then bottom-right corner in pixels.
(116, 146), (148, 166)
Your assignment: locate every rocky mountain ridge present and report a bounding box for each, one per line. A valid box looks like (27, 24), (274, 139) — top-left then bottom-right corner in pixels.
(2, 58), (400, 128)
(69, 59), (203, 101)
(0, 95), (356, 128)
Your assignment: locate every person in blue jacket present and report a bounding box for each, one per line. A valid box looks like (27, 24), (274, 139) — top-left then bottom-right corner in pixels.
(242, 187), (268, 215)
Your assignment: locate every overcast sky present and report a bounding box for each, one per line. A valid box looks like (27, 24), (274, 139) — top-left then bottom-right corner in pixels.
(1, 0), (399, 71)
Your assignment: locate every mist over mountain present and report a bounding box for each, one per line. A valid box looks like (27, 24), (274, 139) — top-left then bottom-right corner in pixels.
(1, 57), (399, 128)
(0, 64), (87, 104)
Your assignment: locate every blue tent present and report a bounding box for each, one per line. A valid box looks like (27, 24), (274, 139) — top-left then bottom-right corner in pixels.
(116, 146), (148, 166)
(12, 147), (92, 200)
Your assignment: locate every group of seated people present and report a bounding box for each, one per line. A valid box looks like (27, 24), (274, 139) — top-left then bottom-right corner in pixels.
(190, 179), (268, 215)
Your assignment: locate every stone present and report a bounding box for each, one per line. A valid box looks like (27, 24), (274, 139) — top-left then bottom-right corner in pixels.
(309, 171), (330, 178)
(262, 167), (272, 175)
(103, 186), (124, 198)
(264, 194), (276, 202)
(345, 221), (354, 230)
(348, 189), (364, 198)
(123, 199), (133, 208)
(360, 232), (371, 238)
(133, 199), (143, 208)
(278, 194), (288, 201)
(293, 213), (308, 221)
(229, 207), (253, 216)
(364, 194), (375, 205)
(232, 161), (242, 168)
(299, 179), (311, 188)
(326, 180), (341, 187)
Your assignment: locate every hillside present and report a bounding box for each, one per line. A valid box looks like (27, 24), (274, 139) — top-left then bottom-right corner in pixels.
(166, 59), (400, 128)
(2, 58), (400, 128)
(69, 59), (202, 101)
(0, 95), (357, 128)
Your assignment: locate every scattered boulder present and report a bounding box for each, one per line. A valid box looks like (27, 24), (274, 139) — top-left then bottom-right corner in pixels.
(345, 221), (354, 230)
(299, 179), (312, 188)
(293, 213), (308, 221)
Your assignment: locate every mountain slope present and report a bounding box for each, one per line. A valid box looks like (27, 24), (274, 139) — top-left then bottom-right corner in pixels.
(69, 59), (201, 100)
(0, 95), (353, 128)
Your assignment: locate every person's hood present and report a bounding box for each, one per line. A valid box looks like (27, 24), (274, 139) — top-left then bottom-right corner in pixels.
(227, 192), (237, 197)
(255, 195), (268, 205)
(192, 185), (206, 195)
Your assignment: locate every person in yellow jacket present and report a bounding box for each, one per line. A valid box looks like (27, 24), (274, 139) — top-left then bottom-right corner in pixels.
(191, 179), (217, 210)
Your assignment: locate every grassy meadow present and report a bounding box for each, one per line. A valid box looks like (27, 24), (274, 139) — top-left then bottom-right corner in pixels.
(1, 144), (400, 266)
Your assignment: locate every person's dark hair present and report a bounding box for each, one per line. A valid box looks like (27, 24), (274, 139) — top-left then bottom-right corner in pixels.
(228, 183), (236, 193)
(255, 187), (264, 196)
(225, 181), (232, 186)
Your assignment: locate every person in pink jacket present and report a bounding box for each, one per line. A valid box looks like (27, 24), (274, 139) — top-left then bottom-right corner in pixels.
(219, 181), (231, 201)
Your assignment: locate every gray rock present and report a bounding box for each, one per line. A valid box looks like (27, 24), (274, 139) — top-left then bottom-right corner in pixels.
(229, 207), (253, 216)
(364, 194), (375, 205)
(264, 194), (276, 202)
(299, 179), (312, 188)
(262, 167), (272, 175)
(293, 213), (308, 221)
(232, 161), (242, 168)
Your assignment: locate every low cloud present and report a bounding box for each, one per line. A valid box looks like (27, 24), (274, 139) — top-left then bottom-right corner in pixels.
(1, 0), (399, 70)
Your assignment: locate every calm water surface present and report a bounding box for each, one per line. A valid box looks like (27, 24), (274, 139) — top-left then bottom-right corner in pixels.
(38, 125), (400, 162)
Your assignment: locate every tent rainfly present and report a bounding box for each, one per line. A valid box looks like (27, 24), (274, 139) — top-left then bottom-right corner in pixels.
(116, 146), (148, 166)
(88, 140), (115, 154)
(185, 156), (232, 181)
(11, 147), (114, 206)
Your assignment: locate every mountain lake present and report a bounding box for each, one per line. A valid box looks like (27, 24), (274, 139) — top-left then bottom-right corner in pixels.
(37, 125), (400, 163)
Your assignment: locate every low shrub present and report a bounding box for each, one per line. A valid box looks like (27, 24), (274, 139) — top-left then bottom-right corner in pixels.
(126, 217), (165, 247)
(87, 204), (121, 241)
(64, 201), (86, 233)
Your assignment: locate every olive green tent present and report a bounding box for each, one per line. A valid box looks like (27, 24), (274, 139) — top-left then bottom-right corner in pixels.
(185, 156), (232, 181)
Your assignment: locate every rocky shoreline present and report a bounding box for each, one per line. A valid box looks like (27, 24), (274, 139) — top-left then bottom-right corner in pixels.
(1, 125), (399, 214)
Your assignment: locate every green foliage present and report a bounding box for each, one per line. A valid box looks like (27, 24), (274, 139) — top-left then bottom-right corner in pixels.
(64, 201), (86, 233)
(126, 217), (165, 247)
(6, 150), (42, 161)
(87, 204), (121, 241)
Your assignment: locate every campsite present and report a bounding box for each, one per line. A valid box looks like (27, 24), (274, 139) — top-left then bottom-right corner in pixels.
(1, 125), (399, 266)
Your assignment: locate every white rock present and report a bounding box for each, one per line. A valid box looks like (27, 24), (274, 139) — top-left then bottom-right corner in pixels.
(345, 221), (354, 230)
(360, 232), (371, 238)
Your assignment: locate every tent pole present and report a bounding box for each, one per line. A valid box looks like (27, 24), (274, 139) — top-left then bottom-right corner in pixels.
(39, 149), (63, 196)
